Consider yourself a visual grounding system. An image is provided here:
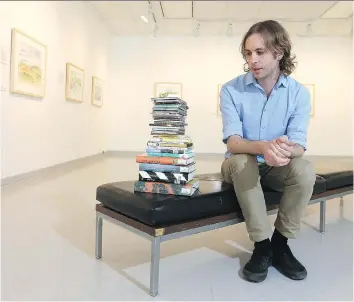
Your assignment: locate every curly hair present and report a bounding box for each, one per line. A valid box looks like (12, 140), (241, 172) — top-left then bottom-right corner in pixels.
(240, 20), (297, 76)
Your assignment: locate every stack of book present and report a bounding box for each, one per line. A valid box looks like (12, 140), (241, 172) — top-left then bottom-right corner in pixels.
(133, 96), (199, 196)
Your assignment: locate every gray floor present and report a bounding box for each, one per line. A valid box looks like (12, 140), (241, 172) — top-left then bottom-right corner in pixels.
(1, 153), (353, 301)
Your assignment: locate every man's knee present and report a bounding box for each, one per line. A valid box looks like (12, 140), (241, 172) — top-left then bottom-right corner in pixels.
(221, 154), (260, 188)
(225, 154), (258, 173)
(288, 157), (316, 185)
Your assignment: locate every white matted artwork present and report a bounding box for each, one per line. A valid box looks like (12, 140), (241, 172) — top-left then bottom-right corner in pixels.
(303, 84), (315, 116)
(65, 63), (84, 102)
(154, 82), (182, 98)
(10, 28), (47, 98)
(91, 76), (103, 107)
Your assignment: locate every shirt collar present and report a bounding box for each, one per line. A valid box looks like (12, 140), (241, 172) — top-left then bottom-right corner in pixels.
(245, 71), (288, 88)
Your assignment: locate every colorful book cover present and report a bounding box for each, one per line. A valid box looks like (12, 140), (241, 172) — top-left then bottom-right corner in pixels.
(134, 178), (199, 196)
(136, 153), (194, 165)
(139, 163), (196, 173)
(151, 129), (185, 135)
(146, 152), (194, 159)
(147, 141), (193, 148)
(138, 170), (195, 184)
(150, 134), (192, 144)
(146, 146), (193, 154)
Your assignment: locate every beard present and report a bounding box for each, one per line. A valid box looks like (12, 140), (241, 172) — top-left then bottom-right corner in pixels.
(253, 66), (280, 81)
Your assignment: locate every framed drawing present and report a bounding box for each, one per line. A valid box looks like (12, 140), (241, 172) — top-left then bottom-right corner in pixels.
(9, 28), (47, 98)
(303, 84), (315, 116)
(65, 63), (84, 102)
(154, 82), (182, 98)
(91, 76), (103, 107)
(217, 84), (222, 116)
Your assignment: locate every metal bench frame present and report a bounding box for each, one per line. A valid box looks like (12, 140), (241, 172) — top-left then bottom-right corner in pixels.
(95, 185), (353, 297)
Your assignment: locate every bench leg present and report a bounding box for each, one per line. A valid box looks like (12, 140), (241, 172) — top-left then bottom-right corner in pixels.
(96, 216), (103, 259)
(320, 200), (326, 233)
(150, 237), (161, 297)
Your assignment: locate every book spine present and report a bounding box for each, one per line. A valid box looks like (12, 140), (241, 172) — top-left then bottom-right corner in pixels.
(134, 181), (194, 196)
(146, 152), (194, 159)
(138, 171), (194, 184)
(147, 141), (192, 148)
(136, 155), (192, 165)
(139, 163), (196, 173)
(150, 135), (191, 143)
(146, 147), (193, 154)
(146, 147), (192, 154)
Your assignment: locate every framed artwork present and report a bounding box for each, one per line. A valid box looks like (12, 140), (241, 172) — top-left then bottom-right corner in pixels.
(154, 82), (182, 98)
(217, 84), (222, 116)
(9, 28), (47, 98)
(65, 62), (84, 102)
(91, 76), (103, 107)
(303, 84), (315, 116)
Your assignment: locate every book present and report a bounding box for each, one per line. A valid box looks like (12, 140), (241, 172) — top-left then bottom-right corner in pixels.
(146, 147), (193, 154)
(146, 152), (194, 159)
(134, 178), (199, 196)
(134, 96), (199, 196)
(136, 153), (195, 166)
(147, 141), (193, 148)
(150, 134), (192, 143)
(138, 170), (195, 184)
(138, 163), (196, 173)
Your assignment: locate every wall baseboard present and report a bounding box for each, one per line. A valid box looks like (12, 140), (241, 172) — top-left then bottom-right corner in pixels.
(1, 152), (105, 187)
(2, 150), (352, 187)
(1, 150), (224, 186)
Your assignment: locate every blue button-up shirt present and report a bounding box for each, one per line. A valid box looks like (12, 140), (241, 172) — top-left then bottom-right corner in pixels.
(220, 72), (311, 161)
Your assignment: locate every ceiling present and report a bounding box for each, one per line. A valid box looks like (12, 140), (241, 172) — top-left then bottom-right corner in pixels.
(88, 1), (353, 37)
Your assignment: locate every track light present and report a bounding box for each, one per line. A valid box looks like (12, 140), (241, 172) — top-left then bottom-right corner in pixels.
(193, 22), (200, 37)
(227, 22), (233, 37)
(151, 23), (159, 38)
(306, 23), (313, 34)
(141, 15), (148, 23)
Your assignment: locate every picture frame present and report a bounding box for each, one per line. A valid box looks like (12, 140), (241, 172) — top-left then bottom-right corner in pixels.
(154, 82), (182, 98)
(91, 76), (103, 107)
(303, 84), (315, 116)
(65, 62), (84, 102)
(9, 28), (47, 98)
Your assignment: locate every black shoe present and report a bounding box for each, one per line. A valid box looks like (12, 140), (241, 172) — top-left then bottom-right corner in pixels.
(272, 244), (307, 280)
(243, 241), (273, 283)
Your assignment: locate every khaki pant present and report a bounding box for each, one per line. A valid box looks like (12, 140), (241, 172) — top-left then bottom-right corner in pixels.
(221, 154), (316, 242)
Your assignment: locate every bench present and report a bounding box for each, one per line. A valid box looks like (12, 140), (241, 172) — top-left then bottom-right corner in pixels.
(94, 170), (353, 297)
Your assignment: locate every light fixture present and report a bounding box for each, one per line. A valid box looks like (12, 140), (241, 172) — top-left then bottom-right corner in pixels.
(306, 23), (313, 34)
(296, 23), (314, 38)
(151, 23), (159, 38)
(193, 22), (200, 37)
(227, 22), (233, 37)
(141, 15), (148, 23)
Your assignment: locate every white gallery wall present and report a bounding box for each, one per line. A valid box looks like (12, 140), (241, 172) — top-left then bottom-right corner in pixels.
(0, 2), (352, 180)
(0, 1), (110, 179)
(107, 34), (353, 156)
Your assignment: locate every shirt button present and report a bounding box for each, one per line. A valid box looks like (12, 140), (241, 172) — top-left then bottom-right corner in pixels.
(262, 126), (265, 129)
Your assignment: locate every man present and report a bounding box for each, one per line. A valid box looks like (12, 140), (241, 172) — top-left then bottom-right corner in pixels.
(219, 20), (316, 283)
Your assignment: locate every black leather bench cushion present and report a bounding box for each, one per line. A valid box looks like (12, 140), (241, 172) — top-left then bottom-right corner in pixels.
(97, 180), (279, 227)
(193, 172), (327, 195)
(317, 171), (353, 190)
(96, 170), (352, 227)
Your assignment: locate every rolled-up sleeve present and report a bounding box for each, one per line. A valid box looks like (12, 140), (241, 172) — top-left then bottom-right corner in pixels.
(220, 85), (243, 144)
(286, 85), (311, 150)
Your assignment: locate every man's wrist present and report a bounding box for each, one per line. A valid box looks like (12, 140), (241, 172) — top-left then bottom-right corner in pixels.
(289, 144), (305, 158)
(255, 141), (267, 155)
